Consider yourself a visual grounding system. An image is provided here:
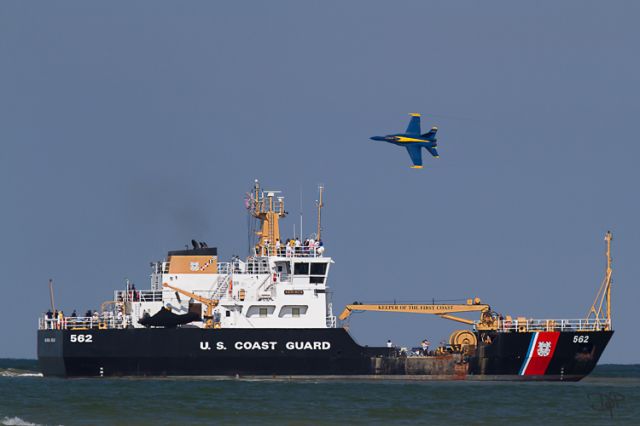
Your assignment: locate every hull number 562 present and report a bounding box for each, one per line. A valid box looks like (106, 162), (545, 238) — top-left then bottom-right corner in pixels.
(573, 335), (589, 343)
(70, 334), (93, 343)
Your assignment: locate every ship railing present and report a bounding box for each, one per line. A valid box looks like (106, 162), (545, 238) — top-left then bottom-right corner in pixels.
(326, 315), (337, 328)
(38, 315), (129, 330)
(254, 246), (326, 258)
(245, 258), (271, 274)
(150, 261), (170, 274)
(115, 289), (163, 303)
(218, 258), (249, 275)
(218, 262), (231, 274)
(217, 265), (292, 282)
(495, 318), (611, 332)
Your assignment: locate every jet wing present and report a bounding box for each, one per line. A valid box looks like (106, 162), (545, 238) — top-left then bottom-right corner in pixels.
(405, 145), (423, 168)
(425, 146), (439, 158)
(405, 113), (421, 135)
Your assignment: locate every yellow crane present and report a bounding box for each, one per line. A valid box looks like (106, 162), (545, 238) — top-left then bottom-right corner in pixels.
(339, 298), (498, 351)
(338, 298), (498, 331)
(162, 283), (220, 329)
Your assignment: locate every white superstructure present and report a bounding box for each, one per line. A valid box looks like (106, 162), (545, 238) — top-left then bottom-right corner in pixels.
(118, 247), (335, 329)
(51, 180), (337, 331)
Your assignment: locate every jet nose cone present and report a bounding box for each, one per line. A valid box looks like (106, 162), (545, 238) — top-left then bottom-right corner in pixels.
(370, 136), (384, 141)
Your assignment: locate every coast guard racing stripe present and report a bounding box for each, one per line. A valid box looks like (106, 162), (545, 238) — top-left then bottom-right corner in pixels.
(519, 332), (560, 376)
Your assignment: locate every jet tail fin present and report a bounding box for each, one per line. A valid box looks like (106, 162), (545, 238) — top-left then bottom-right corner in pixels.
(422, 126), (438, 139)
(425, 146), (439, 158)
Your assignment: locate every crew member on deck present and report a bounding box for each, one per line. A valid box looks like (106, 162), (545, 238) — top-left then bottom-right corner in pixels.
(421, 339), (430, 355)
(45, 310), (53, 329)
(57, 310), (64, 329)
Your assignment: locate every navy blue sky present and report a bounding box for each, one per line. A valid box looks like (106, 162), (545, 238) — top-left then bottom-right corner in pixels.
(1, 1), (639, 362)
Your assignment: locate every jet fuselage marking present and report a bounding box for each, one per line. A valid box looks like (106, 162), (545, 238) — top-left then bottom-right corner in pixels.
(395, 136), (431, 143)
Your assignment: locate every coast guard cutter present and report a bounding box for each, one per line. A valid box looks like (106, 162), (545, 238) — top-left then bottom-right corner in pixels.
(38, 180), (613, 380)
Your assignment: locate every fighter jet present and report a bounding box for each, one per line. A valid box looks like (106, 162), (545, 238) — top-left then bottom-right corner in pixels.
(370, 113), (439, 169)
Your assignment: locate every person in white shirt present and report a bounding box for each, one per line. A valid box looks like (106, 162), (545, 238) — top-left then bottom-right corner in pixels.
(421, 339), (430, 355)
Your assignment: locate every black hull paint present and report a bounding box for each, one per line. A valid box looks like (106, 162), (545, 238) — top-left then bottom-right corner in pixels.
(37, 328), (613, 380)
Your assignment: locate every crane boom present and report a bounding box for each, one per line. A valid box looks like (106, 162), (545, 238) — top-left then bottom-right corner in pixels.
(162, 283), (219, 328)
(338, 299), (498, 330)
(163, 282), (217, 306)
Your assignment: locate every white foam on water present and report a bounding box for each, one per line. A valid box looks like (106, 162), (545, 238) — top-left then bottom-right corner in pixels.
(0, 369), (43, 378)
(1, 417), (41, 426)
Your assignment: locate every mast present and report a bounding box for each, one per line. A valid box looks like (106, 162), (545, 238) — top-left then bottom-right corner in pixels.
(48, 278), (55, 313)
(316, 185), (324, 241)
(605, 231), (613, 325)
(586, 231), (613, 330)
(247, 179), (287, 255)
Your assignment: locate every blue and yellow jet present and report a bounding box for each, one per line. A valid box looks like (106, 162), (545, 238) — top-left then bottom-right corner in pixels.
(370, 113), (439, 169)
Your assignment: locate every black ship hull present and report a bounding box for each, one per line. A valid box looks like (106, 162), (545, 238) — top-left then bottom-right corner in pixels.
(38, 328), (613, 380)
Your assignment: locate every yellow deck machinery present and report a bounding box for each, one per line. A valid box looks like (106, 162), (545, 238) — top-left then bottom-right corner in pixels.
(162, 283), (221, 329)
(339, 298), (498, 351)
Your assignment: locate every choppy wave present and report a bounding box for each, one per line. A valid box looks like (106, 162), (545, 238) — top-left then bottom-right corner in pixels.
(1, 417), (41, 426)
(0, 369), (43, 378)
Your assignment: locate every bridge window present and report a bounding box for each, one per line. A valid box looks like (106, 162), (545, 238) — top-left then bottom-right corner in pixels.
(275, 261), (290, 274)
(278, 305), (308, 318)
(247, 305), (275, 317)
(310, 263), (328, 275)
(294, 262), (309, 275)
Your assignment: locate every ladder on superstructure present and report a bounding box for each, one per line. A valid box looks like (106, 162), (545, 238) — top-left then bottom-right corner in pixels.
(211, 273), (233, 300)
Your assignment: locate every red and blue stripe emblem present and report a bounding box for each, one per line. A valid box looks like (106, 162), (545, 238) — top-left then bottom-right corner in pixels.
(519, 331), (560, 376)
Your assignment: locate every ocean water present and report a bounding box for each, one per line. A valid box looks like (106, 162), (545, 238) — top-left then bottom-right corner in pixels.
(0, 360), (638, 425)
